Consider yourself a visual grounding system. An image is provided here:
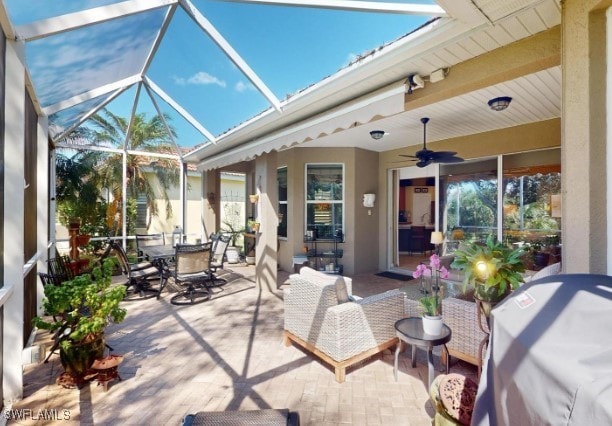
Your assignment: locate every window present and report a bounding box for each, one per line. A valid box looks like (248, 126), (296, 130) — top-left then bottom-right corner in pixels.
(439, 159), (498, 252)
(278, 167), (287, 238)
(306, 164), (343, 240)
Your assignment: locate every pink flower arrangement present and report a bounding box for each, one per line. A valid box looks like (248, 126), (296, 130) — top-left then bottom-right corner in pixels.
(413, 254), (449, 316)
(413, 254), (449, 281)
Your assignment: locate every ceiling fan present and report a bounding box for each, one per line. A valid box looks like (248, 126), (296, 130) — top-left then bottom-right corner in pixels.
(400, 117), (464, 167)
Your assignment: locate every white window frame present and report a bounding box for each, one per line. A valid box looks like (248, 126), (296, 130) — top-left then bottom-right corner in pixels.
(304, 163), (345, 239)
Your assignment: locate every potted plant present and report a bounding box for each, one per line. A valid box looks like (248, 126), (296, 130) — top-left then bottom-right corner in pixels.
(33, 258), (127, 387)
(529, 240), (550, 268)
(413, 254), (449, 335)
(247, 219), (260, 233)
(451, 235), (525, 319)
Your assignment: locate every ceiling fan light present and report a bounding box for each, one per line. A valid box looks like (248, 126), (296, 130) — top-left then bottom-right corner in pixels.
(488, 96), (512, 111)
(369, 130), (385, 140)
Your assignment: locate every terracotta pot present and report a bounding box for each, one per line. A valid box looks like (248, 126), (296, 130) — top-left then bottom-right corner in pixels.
(76, 234), (91, 246)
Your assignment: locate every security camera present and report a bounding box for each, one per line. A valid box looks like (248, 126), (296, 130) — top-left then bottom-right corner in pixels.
(406, 74), (425, 94)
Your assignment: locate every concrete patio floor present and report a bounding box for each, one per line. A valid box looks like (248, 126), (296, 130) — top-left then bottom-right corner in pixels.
(10, 265), (477, 425)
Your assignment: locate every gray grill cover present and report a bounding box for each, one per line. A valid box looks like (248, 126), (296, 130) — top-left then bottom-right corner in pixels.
(472, 274), (612, 425)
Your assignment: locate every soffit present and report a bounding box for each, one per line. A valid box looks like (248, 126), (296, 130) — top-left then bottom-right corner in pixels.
(193, 0), (561, 168)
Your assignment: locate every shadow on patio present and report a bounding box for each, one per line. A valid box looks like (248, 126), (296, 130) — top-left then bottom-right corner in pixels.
(12, 265), (476, 425)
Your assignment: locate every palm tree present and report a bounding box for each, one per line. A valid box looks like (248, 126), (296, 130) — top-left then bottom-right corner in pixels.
(59, 108), (180, 236)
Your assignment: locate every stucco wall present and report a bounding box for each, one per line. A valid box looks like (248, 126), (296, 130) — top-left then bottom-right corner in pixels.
(276, 147), (378, 275)
(562, 0), (612, 273)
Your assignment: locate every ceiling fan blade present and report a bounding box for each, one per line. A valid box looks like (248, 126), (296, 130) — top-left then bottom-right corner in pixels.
(433, 156), (464, 164)
(429, 151), (457, 159)
(416, 160), (432, 168)
(399, 154), (418, 159)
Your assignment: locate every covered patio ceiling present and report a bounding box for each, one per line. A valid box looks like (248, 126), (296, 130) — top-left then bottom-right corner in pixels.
(0, 0), (561, 166)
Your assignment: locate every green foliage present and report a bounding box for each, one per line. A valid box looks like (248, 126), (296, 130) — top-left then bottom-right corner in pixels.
(451, 235), (526, 301)
(57, 108), (180, 237)
(419, 293), (441, 317)
(33, 259), (126, 345)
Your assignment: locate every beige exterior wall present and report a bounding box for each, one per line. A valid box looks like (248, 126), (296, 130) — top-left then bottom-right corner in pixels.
(562, 0), (612, 273)
(276, 147), (379, 275)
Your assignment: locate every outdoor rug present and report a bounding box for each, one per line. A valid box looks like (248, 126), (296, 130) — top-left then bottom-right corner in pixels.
(375, 271), (415, 282)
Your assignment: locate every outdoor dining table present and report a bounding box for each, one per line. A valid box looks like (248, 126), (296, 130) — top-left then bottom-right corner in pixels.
(472, 273), (612, 425)
(141, 244), (176, 260)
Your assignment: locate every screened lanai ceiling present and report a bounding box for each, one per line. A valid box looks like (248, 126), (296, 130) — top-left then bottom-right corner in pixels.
(0, 0), (562, 165)
(1, 1), (443, 151)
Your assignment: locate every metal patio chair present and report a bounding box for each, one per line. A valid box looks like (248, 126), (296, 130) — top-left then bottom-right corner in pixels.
(208, 233), (231, 287)
(136, 233), (165, 261)
(47, 255), (75, 286)
(101, 238), (166, 301)
(169, 242), (214, 305)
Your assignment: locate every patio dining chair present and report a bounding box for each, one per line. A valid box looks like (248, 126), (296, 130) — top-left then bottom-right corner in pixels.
(136, 233), (165, 261)
(101, 239), (166, 301)
(47, 255), (75, 286)
(169, 242), (214, 305)
(208, 233), (231, 287)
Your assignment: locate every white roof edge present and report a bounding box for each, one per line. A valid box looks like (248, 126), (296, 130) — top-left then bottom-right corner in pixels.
(184, 17), (471, 163)
(194, 80), (406, 171)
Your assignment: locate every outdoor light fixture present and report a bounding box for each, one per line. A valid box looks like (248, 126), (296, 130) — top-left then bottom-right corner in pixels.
(488, 96), (512, 111)
(363, 193), (376, 208)
(369, 130), (385, 140)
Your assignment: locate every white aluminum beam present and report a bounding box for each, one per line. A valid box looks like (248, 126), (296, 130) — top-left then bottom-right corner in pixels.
(51, 85), (134, 144)
(217, 0), (446, 16)
(124, 82), (144, 151)
(143, 83), (184, 156)
(15, 0), (178, 42)
(179, 0), (282, 112)
(144, 76), (217, 143)
(43, 74), (143, 116)
(0, 2), (16, 39)
(140, 4), (178, 76)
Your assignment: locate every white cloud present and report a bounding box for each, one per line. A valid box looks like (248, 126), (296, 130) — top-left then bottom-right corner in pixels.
(173, 71), (226, 88)
(235, 81), (256, 93)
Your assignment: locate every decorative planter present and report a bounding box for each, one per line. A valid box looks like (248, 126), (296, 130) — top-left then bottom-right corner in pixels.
(226, 246), (240, 264)
(60, 334), (105, 378)
(76, 234), (91, 246)
(422, 315), (443, 335)
(245, 256), (255, 265)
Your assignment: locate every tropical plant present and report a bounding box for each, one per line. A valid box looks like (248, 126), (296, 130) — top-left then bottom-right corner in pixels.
(59, 108), (180, 236)
(33, 259), (126, 381)
(413, 254), (449, 316)
(451, 235), (526, 302)
(91, 109), (180, 232)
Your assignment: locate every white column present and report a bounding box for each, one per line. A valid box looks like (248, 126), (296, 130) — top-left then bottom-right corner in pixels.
(37, 115), (49, 314)
(3, 39), (26, 404)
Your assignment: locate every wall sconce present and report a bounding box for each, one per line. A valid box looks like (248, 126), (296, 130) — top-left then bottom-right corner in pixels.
(206, 192), (216, 206)
(249, 194), (259, 204)
(488, 96), (512, 111)
(363, 193), (376, 208)
(369, 130), (385, 140)
(430, 231), (444, 255)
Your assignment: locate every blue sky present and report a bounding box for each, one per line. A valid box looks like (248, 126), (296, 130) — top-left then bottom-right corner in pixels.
(7, 0), (434, 149)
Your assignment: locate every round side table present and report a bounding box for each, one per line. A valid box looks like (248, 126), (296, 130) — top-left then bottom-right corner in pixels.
(394, 317), (452, 387)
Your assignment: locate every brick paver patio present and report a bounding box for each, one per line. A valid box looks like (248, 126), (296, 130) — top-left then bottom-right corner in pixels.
(10, 265), (476, 425)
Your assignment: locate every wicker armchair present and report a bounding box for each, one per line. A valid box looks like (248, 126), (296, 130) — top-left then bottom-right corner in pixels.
(284, 267), (404, 383)
(405, 296), (488, 370)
